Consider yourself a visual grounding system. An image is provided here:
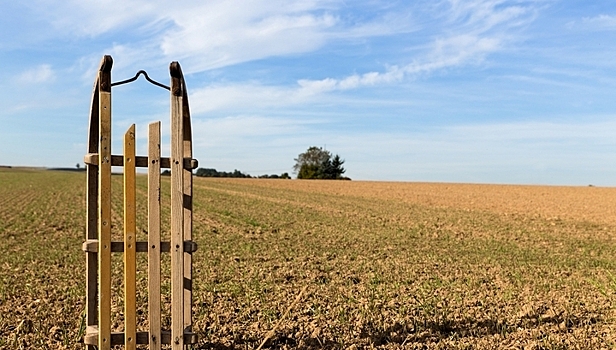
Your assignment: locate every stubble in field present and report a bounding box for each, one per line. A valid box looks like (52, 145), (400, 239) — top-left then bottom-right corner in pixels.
(1, 168), (616, 348)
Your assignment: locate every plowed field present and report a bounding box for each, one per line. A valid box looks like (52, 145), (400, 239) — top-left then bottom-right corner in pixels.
(1, 167), (616, 349)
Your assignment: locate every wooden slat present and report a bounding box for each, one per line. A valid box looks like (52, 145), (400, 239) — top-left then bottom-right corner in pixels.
(123, 125), (137, 350)
(83, 153), (198, 169)
(148, 121), (162, 350)
(84, 327), (198, 345)
(85, 72), (100, 350)
(82, 240), (198, 253)
(170, 61), (185, 350)
(97, 55), (113, 350)
(181, 70), (194, 333)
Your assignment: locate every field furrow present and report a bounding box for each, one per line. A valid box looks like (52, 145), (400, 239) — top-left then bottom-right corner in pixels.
(1, 170), (616, 349)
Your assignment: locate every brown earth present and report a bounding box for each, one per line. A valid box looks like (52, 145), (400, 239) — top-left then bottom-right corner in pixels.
(1, 168), (616, 349)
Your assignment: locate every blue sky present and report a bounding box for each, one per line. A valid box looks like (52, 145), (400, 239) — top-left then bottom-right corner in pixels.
(2, 1), (616, 185)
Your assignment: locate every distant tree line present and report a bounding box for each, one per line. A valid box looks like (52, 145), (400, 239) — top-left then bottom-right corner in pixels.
(194, 168), (290, 179)
(257, 173), (291, 179)
(293, 146), (349, 180)
(196, 168), (251, 178)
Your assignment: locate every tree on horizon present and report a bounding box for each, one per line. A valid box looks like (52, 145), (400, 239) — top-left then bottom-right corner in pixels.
(294, 146), (346, 179)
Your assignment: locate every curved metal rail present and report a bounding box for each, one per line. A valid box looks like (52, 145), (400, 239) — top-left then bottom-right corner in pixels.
(111, 70), (170, 90)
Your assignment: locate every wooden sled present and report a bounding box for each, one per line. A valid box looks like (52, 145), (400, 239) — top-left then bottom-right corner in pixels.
(83, 55), (198, 350)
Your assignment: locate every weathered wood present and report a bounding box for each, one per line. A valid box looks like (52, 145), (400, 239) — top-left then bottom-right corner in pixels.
(181, 67), (194, 333)
(82, 240), (198, 253)
(83, 153), (198, 169)
(170, 61), (185, 350)
(85, 72), (100, 350)
(84, 55), (197, 349)
(124, 125), (137, 350)
(83, 326), (198, 345)
(148, 121), (162, 350)
(97, 54), (113, 350)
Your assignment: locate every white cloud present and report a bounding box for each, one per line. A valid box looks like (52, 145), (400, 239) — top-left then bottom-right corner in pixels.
(17, 64), (55, 84)
(431, 34), (500, 63)
(446, 0), (534, 31)
(26, 0), (541, 83)
(29, 0), (416, 73)
(298, 66), (405, 92)
(188, 68), (406, 114)
(187, 0), (539, 113)
(159, 2), (340, 71)
(566, 13), (616, 32)
(187, 30), (505, 114)
(581, 14), (616, 30)
(31, 0), (156, 37)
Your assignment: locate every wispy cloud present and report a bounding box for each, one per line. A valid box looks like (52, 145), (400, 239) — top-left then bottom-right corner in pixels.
(298, 66), (406, 93)
(581, 14), (616, 30)
(159, 2), (340, 71)
(188, 69), (407, 114)
(17, 64), (55, 84)
(30, 0), (156, 37)
(445, 0), (535, 32)
(23, 0), (541, 82)
(28, 0), (416, 73)
(187, 1), (541, 113)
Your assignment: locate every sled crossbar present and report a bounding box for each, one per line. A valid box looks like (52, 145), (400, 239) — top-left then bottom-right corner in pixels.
(83, 153), (198, 169)
(83, 328), (197, 346)
(83, 55), (197, 350)
(82, 240), (198, 253)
